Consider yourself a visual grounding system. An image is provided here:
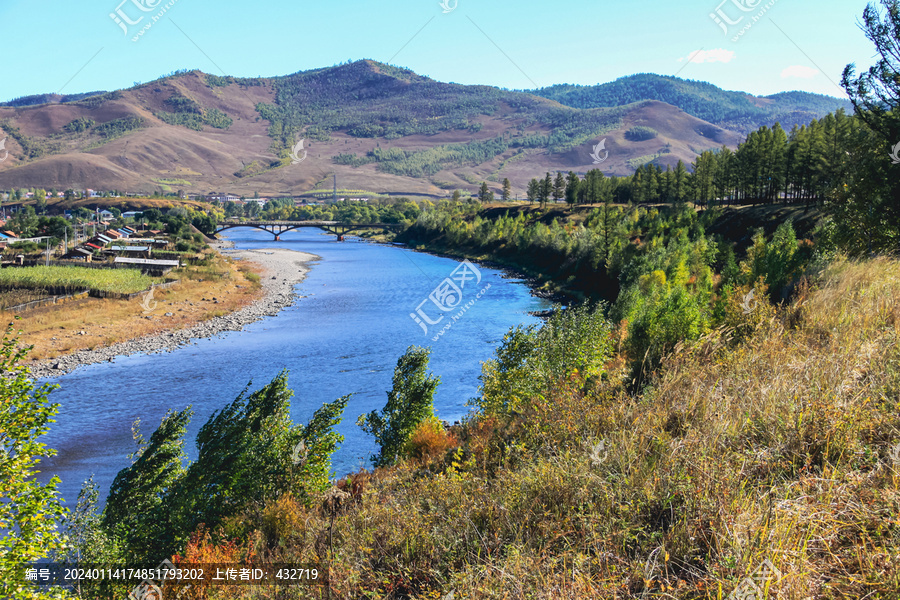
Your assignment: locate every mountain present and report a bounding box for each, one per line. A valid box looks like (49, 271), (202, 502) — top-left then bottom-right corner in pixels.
(531, 73), (852, 135)
(0, 62), (846, 197)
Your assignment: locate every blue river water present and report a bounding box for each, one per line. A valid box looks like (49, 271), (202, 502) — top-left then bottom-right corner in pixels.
(38, 228), (551, 506)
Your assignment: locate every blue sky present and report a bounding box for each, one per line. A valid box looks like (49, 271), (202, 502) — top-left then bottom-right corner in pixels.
(0, 0), (875, 102)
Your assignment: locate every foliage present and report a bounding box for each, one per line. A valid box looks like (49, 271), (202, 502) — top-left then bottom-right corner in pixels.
(97, 372), (348, 564)
(93, 116), (145, 138)
(62, 117), (95, 133)
(0, 326), (68, 600)
(156, 106), (232, 131)
(477, 304), (614, 416)
(625, 125), (659, 141)
(102, 408), (192, 564)
(358, 346), (440, 467)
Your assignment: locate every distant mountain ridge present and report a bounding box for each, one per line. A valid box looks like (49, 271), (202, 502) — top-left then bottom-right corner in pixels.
(531, 73), (852, 134)
(1, 92), (109, 108)
(0, 61), (853, 196)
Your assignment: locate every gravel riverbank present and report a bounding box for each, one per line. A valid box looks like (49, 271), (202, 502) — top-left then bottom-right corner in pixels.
(28, 242), (318, 380)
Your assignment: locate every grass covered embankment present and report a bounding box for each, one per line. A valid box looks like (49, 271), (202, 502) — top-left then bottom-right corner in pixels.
(123, 257), (899, 599)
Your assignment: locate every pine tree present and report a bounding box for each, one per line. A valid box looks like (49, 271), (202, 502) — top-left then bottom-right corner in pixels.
(502, 178), (512, 202)
(553, 172), (566, 204)
(526, 179), (539, 204)
(565, 171), (580, 207)
(541, 173), (553, 208)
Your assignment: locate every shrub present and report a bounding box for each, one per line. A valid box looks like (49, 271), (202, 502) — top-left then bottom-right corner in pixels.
(404, 417), (457, 463)
(358, 346), (440, 467)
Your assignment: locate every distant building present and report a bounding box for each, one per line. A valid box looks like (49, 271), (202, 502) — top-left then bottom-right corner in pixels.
(207, 193), (240, 203)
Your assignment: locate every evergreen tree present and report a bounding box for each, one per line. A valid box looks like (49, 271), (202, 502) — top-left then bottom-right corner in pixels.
(479, 182), (490, 203)
(565, 171), (580, 207)
(526, 179), (539, 204)
(553, 172), (566, 203)
(502, 178), (512, 201)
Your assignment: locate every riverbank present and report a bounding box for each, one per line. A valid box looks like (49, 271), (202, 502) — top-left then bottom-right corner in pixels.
(25, 243), (318, 379)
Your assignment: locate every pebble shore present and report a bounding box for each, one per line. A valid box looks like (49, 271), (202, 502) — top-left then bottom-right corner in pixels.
(27, 242), (318, 380)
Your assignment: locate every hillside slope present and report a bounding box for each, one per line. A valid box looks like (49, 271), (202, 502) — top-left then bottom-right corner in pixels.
(532, 73), (852, 134)
(0, 62), (838, 196)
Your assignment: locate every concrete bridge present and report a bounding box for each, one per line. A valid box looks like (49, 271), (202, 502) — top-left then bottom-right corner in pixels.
(213, 220), (401, 241)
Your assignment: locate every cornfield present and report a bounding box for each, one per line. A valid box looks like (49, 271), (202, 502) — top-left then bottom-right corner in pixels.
(0, 266), (159, 295)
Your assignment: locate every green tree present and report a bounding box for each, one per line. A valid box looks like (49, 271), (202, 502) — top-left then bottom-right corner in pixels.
(102, 408), (192, 564)
(0, 327), (68, 599)
(839, 0), (900, 252)
(34, 189), (47, 214)
(565, 171), (580, 207)
(553, 172), (566, 203)
(479, 182), (490, 203)
(358, 346), (440, 467)
(526, 178), (539, 204)
(502, 178), (512, 201)
(540, 173), (553, 208)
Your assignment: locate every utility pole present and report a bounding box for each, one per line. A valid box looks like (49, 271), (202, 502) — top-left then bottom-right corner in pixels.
(333, 173), (337, 204)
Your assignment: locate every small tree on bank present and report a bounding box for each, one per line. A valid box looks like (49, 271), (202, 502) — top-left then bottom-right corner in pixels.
(358, 346), (441, 467)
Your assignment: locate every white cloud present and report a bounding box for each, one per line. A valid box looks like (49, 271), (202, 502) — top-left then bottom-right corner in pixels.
(677, 49), (735, 64)
(780, 65), (820, 79)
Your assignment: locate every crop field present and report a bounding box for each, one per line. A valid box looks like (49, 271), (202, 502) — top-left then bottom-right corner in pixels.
(0, 266), (160, 295)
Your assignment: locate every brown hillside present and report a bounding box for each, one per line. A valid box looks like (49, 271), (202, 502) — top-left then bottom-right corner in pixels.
(0, 69), (742, 197)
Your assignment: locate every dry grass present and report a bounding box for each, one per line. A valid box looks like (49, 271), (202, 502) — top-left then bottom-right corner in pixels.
(7, 254), (264, 363)
(164, 258), (900, 599)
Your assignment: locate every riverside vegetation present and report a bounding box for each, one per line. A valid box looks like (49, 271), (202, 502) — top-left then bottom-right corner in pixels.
(6, 2), (900, 597)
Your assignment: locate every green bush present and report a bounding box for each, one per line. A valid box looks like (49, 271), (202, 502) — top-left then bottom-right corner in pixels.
(358, 346), (440, 467)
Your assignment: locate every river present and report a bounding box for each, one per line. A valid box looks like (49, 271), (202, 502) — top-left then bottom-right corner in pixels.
(38, 228), (551, 505)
